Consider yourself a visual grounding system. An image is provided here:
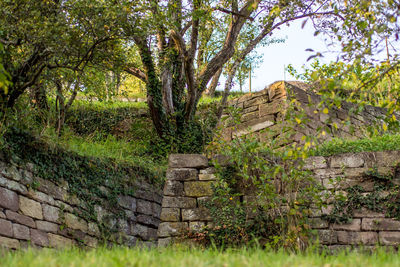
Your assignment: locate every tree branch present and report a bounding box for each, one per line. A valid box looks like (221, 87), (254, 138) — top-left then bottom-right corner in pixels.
(124, 66), (147, 82)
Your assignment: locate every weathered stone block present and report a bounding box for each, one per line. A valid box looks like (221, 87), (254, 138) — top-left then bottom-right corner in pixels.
(259, 100), (286, 117)
(31, 229), (49, 247)
(19, 196), (43, 220)
(313, 168), (343, 179)
(169, 154), (208, 168)
(162, 197), (197, 208)
(0, 236), (20, 249)
(375, 151), (400, 167)
(241, 111), (259, 122)
(332, 219), (361, 231)
(233, 116), (275, 137)
(42, 204), (60, 223)
(137, 199), (153, 215)
(379, 231), (400, 245)
(137, 214), (160, 228)
(200, 168), (216, 175)
(198, 174), (216, 181)
(0, 177), (27, 194)
(83, 235), (98, 247)
(362, 218), (400, 231)
(243, 105), (259, 114)
(0, 218), (13, 237)
(189, 221), (205, 232)
(353, 208), (385, 218)
(158, 237), (173, 247)
(182, 208), (211, 221)
(184, 181), (213, 197)
(243, 96), (268, 108)
(337, 231), (378, 245)
(158, 222), (188, 237)
(65, 213), (88, 232)
(303, 157), (327, 170)
(309, 218), (328, 229)
(12, 224), (30, 240)
(331, 155), (364, 168)
(0, 187), (19, 212)
(166, 168), (198, 181)
(48, 233), (75, 248)
(117, 195), (137, 211)
(163, 180), (184, 196)
(27, 189), (55, 206)
(5, 210), (35, 228)
(0, 210), (4, 219)
(160, 208), (180, 222)
(152, 202), (162, 217)
(88, 222), (100, 237)
(131, 223), (149, 240)
(36, 221), (58, 233)
(35, 177), (65, 200)
(317, 230), (338, 245)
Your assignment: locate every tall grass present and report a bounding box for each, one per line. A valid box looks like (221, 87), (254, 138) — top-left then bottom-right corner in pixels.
(2, 246), (400, 267)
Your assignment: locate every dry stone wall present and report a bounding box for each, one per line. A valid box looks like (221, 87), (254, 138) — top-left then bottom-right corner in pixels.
(158, 152), (400, 249)
(0, 159), (162, 250)
(223, 81), (391, 146)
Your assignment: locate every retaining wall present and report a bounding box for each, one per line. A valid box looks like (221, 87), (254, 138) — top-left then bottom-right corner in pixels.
(0, 158), (162, 250)
(158, 152), (400, 249)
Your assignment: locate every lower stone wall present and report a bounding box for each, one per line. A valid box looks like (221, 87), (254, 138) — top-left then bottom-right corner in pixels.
(0, 159), (162, 250)
(158, 152), (400, 249)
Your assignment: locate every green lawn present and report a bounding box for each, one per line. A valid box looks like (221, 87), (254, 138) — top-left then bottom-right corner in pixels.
(2, 247), (400, 267)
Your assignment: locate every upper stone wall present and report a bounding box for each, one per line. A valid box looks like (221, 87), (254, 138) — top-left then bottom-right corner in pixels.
(222, 81), (390, 146)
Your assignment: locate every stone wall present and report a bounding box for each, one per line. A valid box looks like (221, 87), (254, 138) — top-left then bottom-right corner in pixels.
(0, 159), (162, 250)
(223, 81), (391, 146)
(158, 152), (400, 249)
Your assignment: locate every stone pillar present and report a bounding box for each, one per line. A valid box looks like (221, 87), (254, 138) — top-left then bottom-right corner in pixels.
(157, 154), (215, 246)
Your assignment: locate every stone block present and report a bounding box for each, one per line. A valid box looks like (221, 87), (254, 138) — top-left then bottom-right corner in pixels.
(166, 168), (198, 181)
(19, 196), (43, 220)
(36, 221), (58, 233)
(313, 168), (343, 179)
(243, 105), (259, 114)
(0, 187), (19, 211)
(182, 208), (211, 221)
(131, 223), (149, 240)
(42, 204), (60, 223)
(27, 189), (55, 206)
(344, 168), (369, 178)
(0, 236), (20, 249)
(88, 222), (100, 237)
(0, 177), (27, 194)
(12, 224), (30, 240)
(31, 229), (49, 247)
(233, 116), (275, 137)
(137, 199), (153, 215)
(48, 233), (75, 248)
(169, 154), (208, 168)
(184, 181), (213, 197)
(162, 197), (196, 208)
(362, 218), (400, 231)
(0, 211), (4, 219)
(0, 218), (13, 237)
(189, 221), (205, 232)
(353, 208), (385, 218)
(160, 208), (180, 222)
(379, 231), (400, 245)
(309, 218), (328, 229)
(200, 168), (216, 175)
(303, 157), (328, 170)
(117, 195), (137, 211)
(198, 174), (216, 181)
(317, 230), (337, 244)
(259, 100), (286, 116)
(35, 177), (65, 200)
(158, 222), (188, 237)
(337, 231), (378, 245)
(83, 235), (98, 247)
(5, 210), (35, 228)
(1, 165), (21, 181)
(241, 111), (259, 122)
(243, 96), (268, 108)
(331, 155), (364, 168)
(163, 180), (184, 196)
(65, 213), (88, 232)
(137, 214), (160, 228)
(152, 202), (162, 217)
(332, 219), (361, 231)
(375, 151), (400, 167)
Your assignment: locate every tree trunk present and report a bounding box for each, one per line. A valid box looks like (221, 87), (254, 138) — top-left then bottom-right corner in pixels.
(205, 67), (223, 96)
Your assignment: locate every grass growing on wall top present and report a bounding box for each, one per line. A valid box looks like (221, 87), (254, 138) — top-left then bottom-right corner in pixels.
(312, 134), (400, 156)
(3, 247), (400, 267)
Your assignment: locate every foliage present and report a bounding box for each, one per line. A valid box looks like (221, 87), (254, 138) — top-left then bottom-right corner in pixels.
(323, 165), (400, 224)
(4, 246), (400, 267)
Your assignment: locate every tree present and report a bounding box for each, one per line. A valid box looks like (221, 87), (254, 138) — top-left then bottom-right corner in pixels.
(124, 0), (399, 144)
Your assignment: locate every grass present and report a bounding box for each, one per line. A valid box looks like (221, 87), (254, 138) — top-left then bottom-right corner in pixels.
(312, 134), (400, 156)
(2, 247), (400, 267)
